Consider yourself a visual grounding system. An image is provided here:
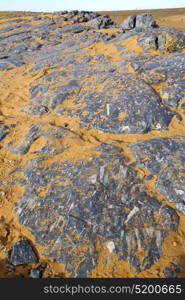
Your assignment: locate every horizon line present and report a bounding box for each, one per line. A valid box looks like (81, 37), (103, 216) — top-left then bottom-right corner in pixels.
(0, 7), (185, 13)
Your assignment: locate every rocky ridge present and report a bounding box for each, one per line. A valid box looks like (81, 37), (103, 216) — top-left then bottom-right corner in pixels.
(0, 11), (185, 278)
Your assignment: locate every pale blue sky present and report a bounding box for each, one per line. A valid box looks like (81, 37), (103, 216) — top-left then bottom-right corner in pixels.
(0, 0), (184, 12)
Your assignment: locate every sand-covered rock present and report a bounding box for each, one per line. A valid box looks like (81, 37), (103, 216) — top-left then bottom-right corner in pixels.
(0, 10), (185, 278)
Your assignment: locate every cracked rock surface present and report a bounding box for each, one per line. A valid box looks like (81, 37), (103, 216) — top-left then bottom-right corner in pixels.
(0, 10), (185, 278)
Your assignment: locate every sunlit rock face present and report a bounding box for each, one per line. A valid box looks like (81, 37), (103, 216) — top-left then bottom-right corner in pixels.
(0, 10), (185, 278)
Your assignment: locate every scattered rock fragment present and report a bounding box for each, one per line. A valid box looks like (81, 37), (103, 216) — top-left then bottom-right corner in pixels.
(163, 263), (181, 278)
(29, 269), (41, 278)
(121, 15), (136, 30)
(57, 23), (86, 34)
(89, 15), (115, 29)
(121, 13), (157, 31)
(10, 240), (38, 266)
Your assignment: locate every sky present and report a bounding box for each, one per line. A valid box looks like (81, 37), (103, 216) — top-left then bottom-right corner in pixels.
(0, 0), (184, 12)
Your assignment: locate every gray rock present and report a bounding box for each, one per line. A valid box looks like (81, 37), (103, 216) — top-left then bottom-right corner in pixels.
(163, 264), (181, 278)
(32, 16), (42, 21)
(50, 93), (68, 110)
(121, 15), (136, 30)
(0, 63), (12, 71)
(134, 52), (185, 81)
(130, 136), (185, 214)
(1, 11), (185, 278)
(0, 30), (32, 41)
(58, 24), (86, 34)
(181, 103), (185, 112)
(10, 144), (178, 276)
(8, 44), (28, 54)
(55, 73), (178, 134)
(160, 79), (185, 108)
(32, 20), (55, 30)
(69, 10), (79, 16)
(54, 10), (68, 15)
(136, 28), (185, 53)
(0, 18), (25, 25)
(89, 16), (114, 29)
(29, 84), (48, 98)
(29, 42), (42, 51)
(29, 269), (41, 278)
(21, 104), (49, 116)
(136, 13), (157, 28)
(0, 24), (21, 33)
(10, 240), (38, 265)
(29, 48), (63, 71)
(3, 56), (25, 67)
(138, 32), (158, 51)
(157, 28), (185, 53)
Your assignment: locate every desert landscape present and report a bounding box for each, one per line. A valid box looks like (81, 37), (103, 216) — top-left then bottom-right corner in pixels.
(0, 8), (185, 278)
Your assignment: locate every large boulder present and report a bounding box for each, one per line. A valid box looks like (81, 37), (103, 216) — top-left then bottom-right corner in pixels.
(137, 28), (185, 53)
(121, 15), (136, 30)
(10, 240), (38, 266)
(89, 15), (114, 29)
(120, 13), (157, 31)
(135, 13), (157, 28)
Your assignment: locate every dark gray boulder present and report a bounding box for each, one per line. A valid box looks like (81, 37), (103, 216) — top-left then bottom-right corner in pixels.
(10, 240), (38, 265)
(138, 32), (158, 51)
(157, 28), (185, 53)
(160, 79), (185, 108)
(10, 144), (179, 276)
(121, 15), (136, 30)
(135, 13), (157, 28)
(29, 269), (41, 278)
(1, 10), (185, 278)
(130, 136), (185, 214)
(163, 264), (181, 278)
(54, 10), (68, 15)
(57, 23), (86, 34)
(120, 13), (157, 31)
(89, 15), (114, 29)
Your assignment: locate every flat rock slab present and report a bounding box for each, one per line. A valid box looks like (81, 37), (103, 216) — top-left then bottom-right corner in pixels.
(27, 51), (179, 133)
(65, 73), (177, 133)
(135, 52), (185, 80)
(0, 12), (185, 278)
(130, 136), (185, 214)
(57, 24), (87, 33)
(9, 144), (179, 276)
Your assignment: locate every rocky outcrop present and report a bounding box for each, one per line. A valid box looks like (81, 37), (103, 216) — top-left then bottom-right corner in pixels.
(121, 13), (157, 30)
(53, 10), (116, 28)
(10, 240), (38, 266)
(0, 11), (185, 278)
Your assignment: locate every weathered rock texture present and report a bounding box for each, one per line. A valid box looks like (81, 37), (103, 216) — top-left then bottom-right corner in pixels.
(0, 10), (185, 278)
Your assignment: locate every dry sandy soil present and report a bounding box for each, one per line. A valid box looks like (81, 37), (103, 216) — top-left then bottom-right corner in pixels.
(1, 7), (185, 29)
(103, 8), (185, 30)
